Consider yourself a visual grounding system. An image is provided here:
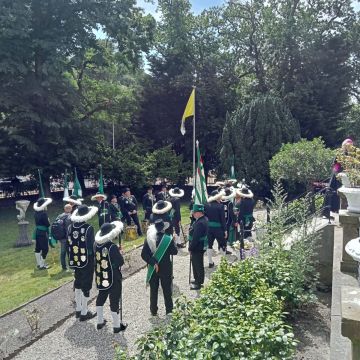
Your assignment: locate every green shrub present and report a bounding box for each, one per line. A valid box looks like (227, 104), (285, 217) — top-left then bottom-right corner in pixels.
(116, 259), (297, 360)
(270, 138), (334, 192)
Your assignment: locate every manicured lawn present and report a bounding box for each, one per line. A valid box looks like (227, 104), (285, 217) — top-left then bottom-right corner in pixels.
(0, 198), (190, 315)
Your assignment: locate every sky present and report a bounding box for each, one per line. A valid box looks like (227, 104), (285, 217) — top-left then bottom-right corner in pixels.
(138, 0), (223, 17)
(138, 0), (360, 15)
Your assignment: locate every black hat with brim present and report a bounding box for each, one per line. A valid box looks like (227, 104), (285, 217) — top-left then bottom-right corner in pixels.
(152, 200), (172, 214)
(33, 197), (53, 212)
(154, 219), (170, 233)
(95, 221), (124, 244)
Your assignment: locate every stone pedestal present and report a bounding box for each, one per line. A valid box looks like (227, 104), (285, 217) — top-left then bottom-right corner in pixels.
(15, 221), (32, 247)
(341, 286), (360, 360)
(339, 210), (359, 273)
(316, 223), (335, 287)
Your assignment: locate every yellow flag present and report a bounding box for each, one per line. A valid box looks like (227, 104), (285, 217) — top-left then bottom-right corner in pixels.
(180, 88), (195, 135)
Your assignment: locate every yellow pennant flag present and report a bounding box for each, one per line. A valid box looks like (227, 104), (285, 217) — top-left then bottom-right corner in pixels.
(180, 88), (195, 135)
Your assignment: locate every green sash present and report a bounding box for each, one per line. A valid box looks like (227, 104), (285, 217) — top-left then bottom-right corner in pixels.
(244, 214), (253, 226)
(208, 221), (221, 228)
(228, 227), (236, 245)
(146, 234), (173, 284)
(32, 225), (49, 240)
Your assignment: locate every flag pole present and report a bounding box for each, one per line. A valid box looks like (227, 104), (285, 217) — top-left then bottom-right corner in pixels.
(193, 86), (196, 184)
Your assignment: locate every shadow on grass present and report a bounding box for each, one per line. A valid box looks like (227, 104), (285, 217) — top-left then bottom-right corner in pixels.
(50, 270), (73, 281)
(30, 269), (49, 278)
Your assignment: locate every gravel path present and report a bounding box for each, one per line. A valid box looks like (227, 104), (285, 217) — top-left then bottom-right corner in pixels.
(13, 248), (227, 360)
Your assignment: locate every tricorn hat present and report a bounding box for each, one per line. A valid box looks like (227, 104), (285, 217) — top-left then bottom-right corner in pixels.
(63, 194), (83, 206)
(71, 204), (98, 223)
(95, 221), (124, 245)
(237, 186), (254, 199)
(33, 197), (53, 212)
(154, 219), (170, 233)
(169, 187), (184, 198)
(91, 192), (107, 201)
(208, 189), (224, 203)
(152, 200), (172, 214)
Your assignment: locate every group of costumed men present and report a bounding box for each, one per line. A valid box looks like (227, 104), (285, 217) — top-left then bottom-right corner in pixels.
(31, 180), (255, 330)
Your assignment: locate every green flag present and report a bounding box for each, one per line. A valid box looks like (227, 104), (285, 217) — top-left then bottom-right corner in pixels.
(194, 141), (208, 205)
(37, 169), (45, 198)
(98, 165), (104, 194)
(73, 168), (82, 197)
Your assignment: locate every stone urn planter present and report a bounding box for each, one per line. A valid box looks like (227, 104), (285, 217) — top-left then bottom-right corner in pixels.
(345, 237), (360, 285)
(338, 172), (351, 187)
(338, 187), (360, 213)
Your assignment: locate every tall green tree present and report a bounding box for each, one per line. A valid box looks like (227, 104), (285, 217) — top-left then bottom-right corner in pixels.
(220, 95), (300, 194)
(218, 0), (356, 146)
(0, 0), (154, 179)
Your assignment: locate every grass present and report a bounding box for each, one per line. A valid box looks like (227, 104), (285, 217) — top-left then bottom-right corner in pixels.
(0, 198), (190, 315)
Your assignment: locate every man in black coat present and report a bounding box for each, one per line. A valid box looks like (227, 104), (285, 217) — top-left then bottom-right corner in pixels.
(169, 187), (185, 248)
(141, 219), (178, 315)
(188, 204), (208, 290)
(204, 190), (227, 268)
(237, 186), (255, 239)
(142, 186), (155, 221)
(69, 205), (98, 321)
(92, 192), (110, 228)
(95, 221), (127, 333)
(150, 200), (174, 235)
(120, 187), (142, 236)
(33, 197), (53, 270)
(221, 187), (236, 254)
(156, 184), (169, 202)
(109, 195), (122, 222)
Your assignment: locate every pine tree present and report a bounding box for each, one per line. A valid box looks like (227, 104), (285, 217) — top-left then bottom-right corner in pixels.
(220, 95), (300, 195)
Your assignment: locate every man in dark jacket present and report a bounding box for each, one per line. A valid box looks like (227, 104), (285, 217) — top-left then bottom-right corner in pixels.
(95, 221), (127, 333)
(237, 186), (255, 239)
(221, 187), (236, 254)
(92, 192), (110, 228)
(120, 188), (142, 236)
(150, 200), (174, 235)
(56, 203), (73, 271)
(188, 204), (208, 290)
(109, 195), (122, 222)
(142, 186), (155, 221)
(33, 197), (53, 270)
(141, 219), (178, 316)
(156, 184), (169, 202)
(169, 187), (185, 248)
(69, 205), (98, 321)
(205, 190), (226, 268)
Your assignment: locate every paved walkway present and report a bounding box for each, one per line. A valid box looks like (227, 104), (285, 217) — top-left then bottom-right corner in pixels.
(12, 249), (225, 360)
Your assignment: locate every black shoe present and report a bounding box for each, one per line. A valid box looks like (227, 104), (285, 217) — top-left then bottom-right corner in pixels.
(114, 323), (127, 333)
(151, 311), (157, 316)
(209, 262), (214, 268)
(177, 243), (186, 248)
(97, 320), (107, 330)
(80, 311), (97, 322)
(190, 284), (202, 290)
(225, 250), (232, 255)
(75, 311), (81, 318)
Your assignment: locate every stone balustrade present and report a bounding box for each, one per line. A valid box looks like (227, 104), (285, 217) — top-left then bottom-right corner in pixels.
(341, 286), (360, 360)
